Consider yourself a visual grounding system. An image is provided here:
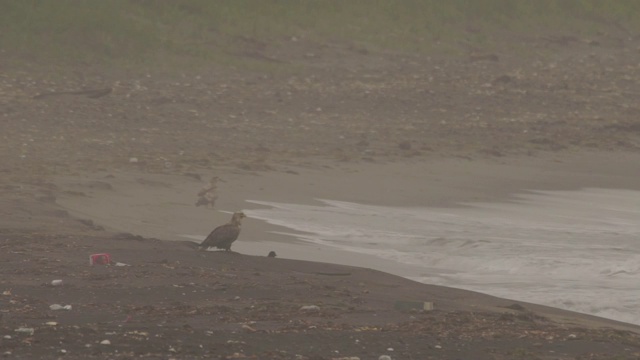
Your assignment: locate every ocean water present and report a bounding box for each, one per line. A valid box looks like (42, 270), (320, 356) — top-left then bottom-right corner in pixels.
(244, 188), (640, 325)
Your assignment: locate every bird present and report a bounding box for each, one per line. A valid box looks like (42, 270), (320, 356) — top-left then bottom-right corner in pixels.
(195, 176), (221, 208)
(199, 212), (246, 251)
(267, 251), (277, 258)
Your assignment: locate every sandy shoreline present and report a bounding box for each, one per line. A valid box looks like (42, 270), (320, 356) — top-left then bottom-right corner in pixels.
(52, 150), (640, 283)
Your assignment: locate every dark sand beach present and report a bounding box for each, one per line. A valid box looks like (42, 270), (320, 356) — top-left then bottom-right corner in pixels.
(2, 5), (640, 358)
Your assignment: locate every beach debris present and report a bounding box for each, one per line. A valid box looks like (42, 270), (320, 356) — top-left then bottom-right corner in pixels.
(3, 351), (11, 356)
(90, 253), (112, 265)
(267, 251), (277, 258)
(300, 305), (320, 312)
(378, 356), (392, 360)
(51, 279), (63, 286)
(386, 347), (394, 352)
(333, 357), (360, 360)
(59, 349), (67, 355)
(129, 157), (139, 163)
(3, 335), (11, 340)
(49, 304), (72, 311)
(241, 324), (257, 332)
(100, 340), (111, 345)
(226, 340), (246, 344)
(227, 353), (247, 359)
(45, 322), (58, 326)
(114, 262), (131, 267)
(195, 176), (221, 208)
(33, 87), (112, 100)
(14, 327), (35, 335)
(394, 300), (434, 312)
(199, 212), (246, 251)
(505, 303), (526, 311)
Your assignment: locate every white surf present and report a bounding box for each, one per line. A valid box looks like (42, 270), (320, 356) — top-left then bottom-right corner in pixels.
(243, 188), (640, 325)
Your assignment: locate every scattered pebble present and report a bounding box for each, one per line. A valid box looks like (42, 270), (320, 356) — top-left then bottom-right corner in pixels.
(51, 279), (63, 286)
(49, 304), (72, 311)
(100, 340), (111, 345)
(379, 356), (392, 360)
(300, 305), (320, 312)
(386, 347), (394, 351)
(129, 157), (139, 163)
(45, 322), (58, 326)
(3, 335), (11, 339)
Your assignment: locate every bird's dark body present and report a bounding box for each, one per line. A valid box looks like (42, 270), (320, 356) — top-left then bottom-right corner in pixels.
(199, 212), (245, 251)
(201, 224), (240, 250)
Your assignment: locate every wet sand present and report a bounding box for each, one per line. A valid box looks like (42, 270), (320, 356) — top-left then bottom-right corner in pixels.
(54, 150), (640, 247)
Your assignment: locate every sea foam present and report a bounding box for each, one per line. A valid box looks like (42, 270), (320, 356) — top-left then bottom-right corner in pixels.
(245, 188), (640, 325)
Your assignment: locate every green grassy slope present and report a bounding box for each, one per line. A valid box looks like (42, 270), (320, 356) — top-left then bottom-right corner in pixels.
(1, 0), (639, 67)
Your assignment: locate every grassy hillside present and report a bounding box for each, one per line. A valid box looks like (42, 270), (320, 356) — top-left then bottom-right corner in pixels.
(1, 0), (639, 67)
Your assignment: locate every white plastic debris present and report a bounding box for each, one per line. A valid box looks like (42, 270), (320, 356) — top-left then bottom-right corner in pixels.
(49, 304), (72, 311)
(387, 347), (394, 352)
(45, 322), (58, 326)
(14, 327), (34, 335)
(114, 262), (131, 267)
(379, 356), (392, 360)
(4, 335), (12, 340)
(100, 340), (111, 345)
(51, 279), (63, 286)
(299, 305), (320, 312)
